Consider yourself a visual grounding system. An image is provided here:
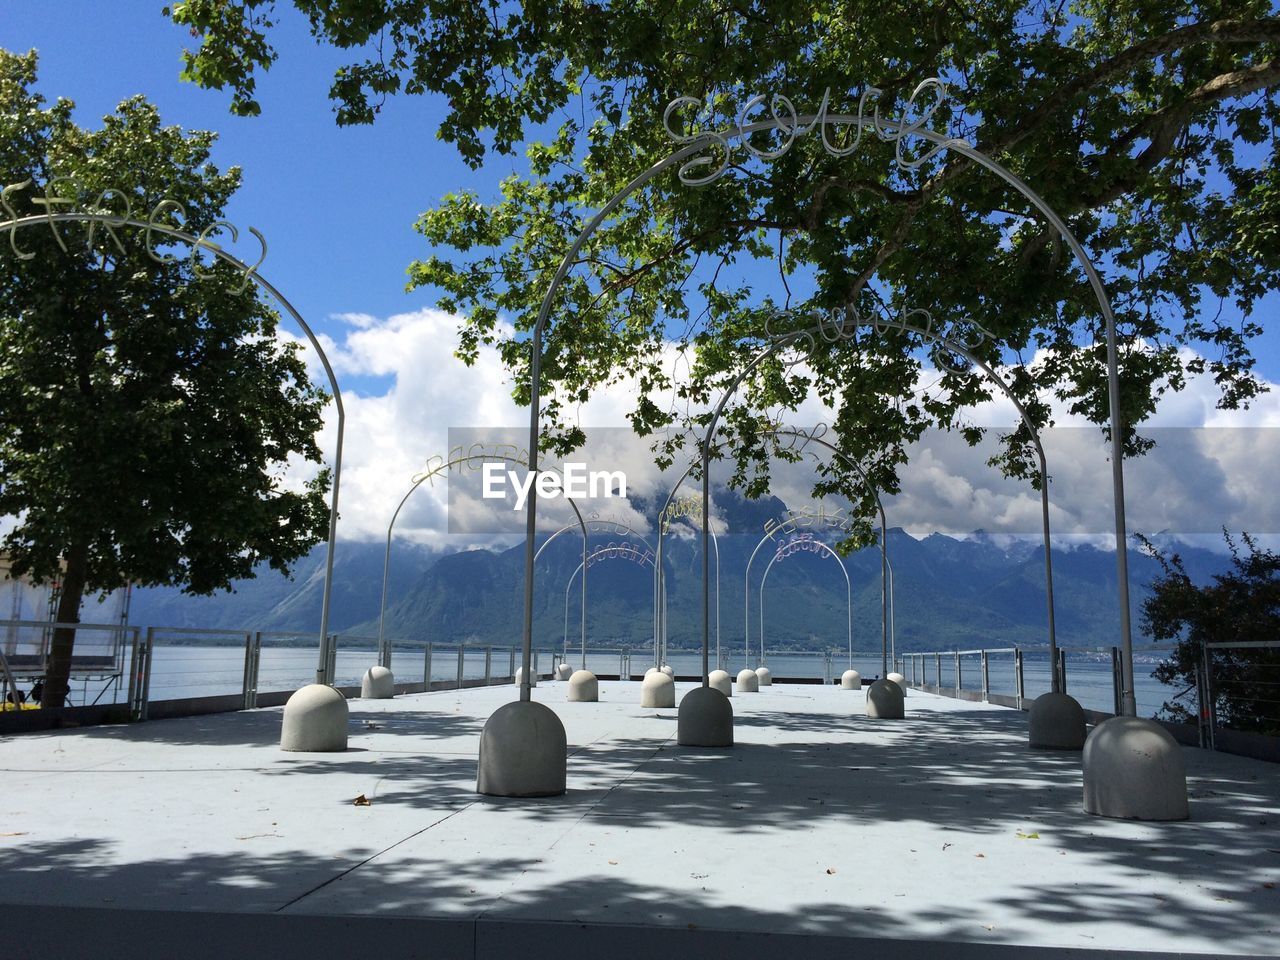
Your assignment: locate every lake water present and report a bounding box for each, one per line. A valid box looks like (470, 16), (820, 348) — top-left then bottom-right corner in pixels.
(91, 640), (1187, 721)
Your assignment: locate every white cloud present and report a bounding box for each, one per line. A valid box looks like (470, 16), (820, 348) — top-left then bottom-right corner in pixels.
(278, 311), (1280, 551)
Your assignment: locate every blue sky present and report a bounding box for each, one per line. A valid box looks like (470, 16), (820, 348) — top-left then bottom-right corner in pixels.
(2, 4), (1278, 547)
(3, 1), (527, 393)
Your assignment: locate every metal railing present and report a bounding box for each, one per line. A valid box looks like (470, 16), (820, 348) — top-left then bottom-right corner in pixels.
(900, 640), (1278, 761)
(1200, 639), (1280, 749)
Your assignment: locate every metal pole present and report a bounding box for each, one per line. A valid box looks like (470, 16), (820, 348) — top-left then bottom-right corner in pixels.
(1111, 646), (1122, 715)
(846, 559), (853, 672)
(424, 641), (433, 690)
(886, 555), (896, 668)
(700, 449), (710, 684)
(1015, 648), (1026, 706)
(457, 646), (465, 690)
(713, 532), (721, 672)
(485, 646), (492, 685)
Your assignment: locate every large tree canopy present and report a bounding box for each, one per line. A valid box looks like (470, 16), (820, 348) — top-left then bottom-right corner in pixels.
(0, 49), (331, 706)
(168, 1), (1279, 533)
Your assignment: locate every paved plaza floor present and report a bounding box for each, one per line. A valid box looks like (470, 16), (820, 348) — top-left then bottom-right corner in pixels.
(0, 680), (1276, 959)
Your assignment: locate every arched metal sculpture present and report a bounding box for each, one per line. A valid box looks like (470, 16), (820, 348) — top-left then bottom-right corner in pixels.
(537, 517), (651, 666)
(757, 534), (853, 671)
(652, 492), (719, 669)
(0, 194), (344, 685)
(562, 539), (658, 670)
(491, 78), (1165, 810)
(376, 452), (590, 668)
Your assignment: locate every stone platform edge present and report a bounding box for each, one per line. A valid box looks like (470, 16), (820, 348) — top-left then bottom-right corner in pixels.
(1, 903), (1266, 960)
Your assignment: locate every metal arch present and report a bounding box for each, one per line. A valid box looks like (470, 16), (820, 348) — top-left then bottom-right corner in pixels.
(0, 210), (345, 684)
(522, 99), (1135, 713)
(758, 538), (853, 671)
(562, 542), (657, 669)
(536, 518), (656, 669)
(657, 426), (892, 676)
(651, 490), (719, 669)
(376, 453), (590, 667)
(703, 316), (1062, 686)
(768, 428), (893, 675)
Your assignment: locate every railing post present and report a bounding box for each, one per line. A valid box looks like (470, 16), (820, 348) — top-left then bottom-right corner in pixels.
(1057, 648), (1068, 694)
(457, 646), (465, 690)
(981, 650), (990, 702)
(508, 647), (515, 682)
(128, 626), (155, 721)
(485, 646), (492, 685)
(1014, 648), (1025, 707)
(241, 632), (255, 710)
(326, 635), (337, 686)
(423, 641), (434, 690)
(127, 627), (150, 721)
(1110, 646), (1122, 715)
(1203, 644), (1217, 751)
(954, 650), (962, 693)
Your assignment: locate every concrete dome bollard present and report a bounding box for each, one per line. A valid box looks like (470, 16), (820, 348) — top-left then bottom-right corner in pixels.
(1028, 691), (1087, 749)
(566, 669), (599, 702)
(360, 665), (395, 699)
(755, 666), (773, 686)
(887, 672), (907, 695)
(866, 678), (905, 719)
(840, 669), (862, 690)
(515, 666), (538, 687)
(736, 668), (760, 693)
(476, 700), (566, 797)
(660, 665), (675, 678)
(645, 666), (659, 676)
(677, 686), (733, 747)
(708, 669), (733, 698)
(281, 684), (349, 752)
(556, 662), (573, 681)
(1083, 716), (1189, 821)
(640, 671), (676, 708)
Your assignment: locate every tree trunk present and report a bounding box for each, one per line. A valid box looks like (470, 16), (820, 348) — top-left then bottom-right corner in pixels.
(41, 542), (88, 710)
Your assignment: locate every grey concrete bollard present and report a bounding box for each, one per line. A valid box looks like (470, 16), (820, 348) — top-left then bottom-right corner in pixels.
(476, 700), (567, 797)
(887, 671), (907, 695)
(566, 669), (599, 702)
(866, 678), (905, 719)
(755, 666), (773, 686)
(640, 671), (675, 707)
(677, 686), (733, 747)
(281, 684), (349, 752)
(1083, 716), (1189, 821)
(556, 662), (573, 681)
(515, 666), (538, 687)
(360, 665), (394, 699)
(840, 669), (861, 690)
(708, 669), (733, 697)
(736, 668), (760, 693)
(1028, 691), (1087, 750)
(660, 665), (675, 678)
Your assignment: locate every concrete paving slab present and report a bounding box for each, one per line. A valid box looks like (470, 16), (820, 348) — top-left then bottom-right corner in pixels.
(0, 680), (1276, 959)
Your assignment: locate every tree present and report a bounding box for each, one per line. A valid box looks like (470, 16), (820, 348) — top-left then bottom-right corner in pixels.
(0, 49), (331, 709)
(167, 2), (1279, 534)
(1142, 532), (1280, 735)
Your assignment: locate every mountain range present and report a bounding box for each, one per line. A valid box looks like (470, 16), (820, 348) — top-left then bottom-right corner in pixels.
(126, 488), (1228, 653)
